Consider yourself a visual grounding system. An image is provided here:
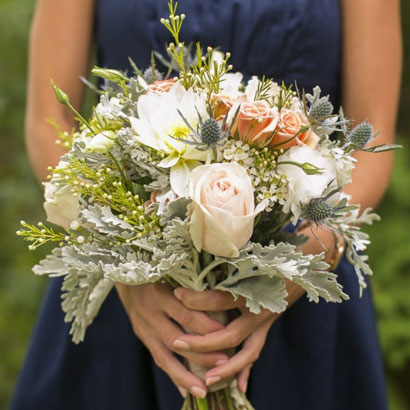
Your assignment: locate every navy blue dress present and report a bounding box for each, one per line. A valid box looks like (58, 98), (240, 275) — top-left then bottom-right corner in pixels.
(11, 1), (388, 409)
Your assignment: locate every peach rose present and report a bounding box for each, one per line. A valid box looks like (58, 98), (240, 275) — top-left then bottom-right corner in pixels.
(188, 163), (265, 258)
(270, 108), (319, 149)
(147, 79), (176, 94)
(229, 100), (279, 146)
(210, 94), (236, 122)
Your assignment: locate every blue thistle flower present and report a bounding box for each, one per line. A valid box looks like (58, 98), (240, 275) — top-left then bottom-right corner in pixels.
(143, 67), (163, 84)
(348, 122), (373, 149)
(174, 105), (240, 151)
(304, 198), (335, 223)
(309, 100), (334, 120)
(200, 118), (222, 146)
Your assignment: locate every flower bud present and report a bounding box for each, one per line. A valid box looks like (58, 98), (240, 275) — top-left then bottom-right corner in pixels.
(91, 67), (128, 83)
(299, 162), (323, 175)
(85, 131), (116, 154)
(69, 220), (80, 231)
(51, 81), (70, 105)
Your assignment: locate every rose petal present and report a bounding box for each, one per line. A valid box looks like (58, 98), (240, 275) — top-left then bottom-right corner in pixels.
(188, 162), (263, 257)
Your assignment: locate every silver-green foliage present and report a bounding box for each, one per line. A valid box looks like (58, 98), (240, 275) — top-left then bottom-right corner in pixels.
(215, 242), (348, 314)
(31, 196), (350, 342)
(329, 206), (381, 295)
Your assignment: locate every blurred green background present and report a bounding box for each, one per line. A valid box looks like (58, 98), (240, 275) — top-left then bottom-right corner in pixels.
(0, 1), (409, 409)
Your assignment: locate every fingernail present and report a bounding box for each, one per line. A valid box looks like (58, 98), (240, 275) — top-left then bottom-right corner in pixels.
(173, 339), (190, 350)
(177, 386), (187, 398)
(191, 386), (207, 398)
(206, 376), (221, 386)
(174, 288), (182, 301)
(215, 359), (228, 366)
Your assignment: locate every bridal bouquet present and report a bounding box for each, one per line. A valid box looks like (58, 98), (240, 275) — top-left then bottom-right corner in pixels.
(18, 2), (399, 409)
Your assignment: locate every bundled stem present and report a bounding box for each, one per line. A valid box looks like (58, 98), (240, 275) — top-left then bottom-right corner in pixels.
(182, 382), (255, 410)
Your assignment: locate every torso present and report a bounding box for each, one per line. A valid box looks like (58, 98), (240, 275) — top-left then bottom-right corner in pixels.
(96, 0), (341, 102)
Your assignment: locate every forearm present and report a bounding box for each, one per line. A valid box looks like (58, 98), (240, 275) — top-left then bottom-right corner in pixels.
(26, 116), (75, 182)
(26, 0), (95, 182)
(341, 0), (402, 210)
(290, 1), (402, 302)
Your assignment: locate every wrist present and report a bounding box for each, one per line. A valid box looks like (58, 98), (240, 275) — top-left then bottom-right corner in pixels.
(297, 224), (345, 269)
(327, 231), (346, 271)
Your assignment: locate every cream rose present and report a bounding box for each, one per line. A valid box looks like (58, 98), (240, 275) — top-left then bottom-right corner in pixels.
(270, 108), (319, 149)
(229, 100), (279, 146)
(188, 162), (265, 258)
(43, 183), (79, 229)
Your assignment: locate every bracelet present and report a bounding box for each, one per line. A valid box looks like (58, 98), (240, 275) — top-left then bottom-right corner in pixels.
(328, 231), (346, 271)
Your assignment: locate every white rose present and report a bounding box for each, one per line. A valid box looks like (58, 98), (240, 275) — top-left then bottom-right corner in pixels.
(277, 145), (337, 221)
(188, 162), (265, 258)
(85, 131), (116, 154)
(43, 183), (79, 229)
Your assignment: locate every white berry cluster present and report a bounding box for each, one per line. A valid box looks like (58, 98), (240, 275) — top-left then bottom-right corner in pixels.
(220, 139), (289, 211)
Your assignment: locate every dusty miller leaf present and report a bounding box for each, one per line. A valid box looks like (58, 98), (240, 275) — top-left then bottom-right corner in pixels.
(62, 270), (113, 344)
(80, 204), (135, 239)
(103, 251), (162, 284)
(33, 248), (70, 276)
(329, 206), (380, 295)
(292, 254), (348, 303)
(159, 197), (191, 226)
(216, 276), (288, 314)
(213, 242), (348, 314)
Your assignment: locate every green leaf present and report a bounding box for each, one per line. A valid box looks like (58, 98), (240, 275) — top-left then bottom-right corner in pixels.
(363, 144), (403, 153)
(91, 66), (129, 83)
(132, 182), (151, 201)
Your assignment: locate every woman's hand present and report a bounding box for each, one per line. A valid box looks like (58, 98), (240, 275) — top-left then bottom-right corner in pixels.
(172, 227), (336, 393)
(171, 288), (277, 393)
(115, 282), (230, 399)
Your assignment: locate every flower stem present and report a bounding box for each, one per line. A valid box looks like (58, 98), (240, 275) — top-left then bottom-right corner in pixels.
(224, 387), (235, 410)
(107, 152), (134, 194)
(195, 259), (225, 286)
(195, 397), (210, 410)
(276, 160), (322, 175)
(171, 271), (196, 289)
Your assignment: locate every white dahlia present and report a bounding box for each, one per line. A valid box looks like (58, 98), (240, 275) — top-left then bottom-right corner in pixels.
(130, 82), (209, 196)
